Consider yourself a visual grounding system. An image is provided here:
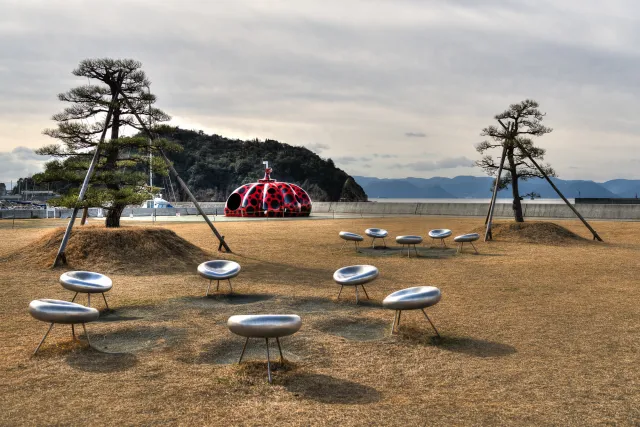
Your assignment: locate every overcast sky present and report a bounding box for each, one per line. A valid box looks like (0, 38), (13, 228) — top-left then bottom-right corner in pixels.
(1, 0), (639, 189)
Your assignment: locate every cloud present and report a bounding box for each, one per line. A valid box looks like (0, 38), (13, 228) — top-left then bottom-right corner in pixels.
(334, 156), (372, 164)
(0, 1), (639, 181)
(372, 153), (398, 158)
(304, 142), (330, 153)
(0, 147), (50, 184)
(392, 156), (474, 171)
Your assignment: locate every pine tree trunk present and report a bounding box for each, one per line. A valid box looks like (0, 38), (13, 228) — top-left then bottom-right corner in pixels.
(509, 170), (524, 223)
(105, 205), (125, 228)
(80, 206), (89, 225)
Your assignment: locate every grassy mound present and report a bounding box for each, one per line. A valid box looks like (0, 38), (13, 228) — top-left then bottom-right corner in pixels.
(474, 221), (588, 244)
(18, 226), (211, 274)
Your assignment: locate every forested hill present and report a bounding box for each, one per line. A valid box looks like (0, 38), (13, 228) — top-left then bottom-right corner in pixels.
(157, 126), (367, 202)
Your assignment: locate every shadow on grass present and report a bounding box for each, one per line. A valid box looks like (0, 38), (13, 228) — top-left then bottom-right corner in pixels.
(180, 336), (311, 366)
(66, 350), (137, 373)
(89, 325), (187, 353)
(285, 373), (381, 404)
(434, 336), (517, 358)
(313, 316), (388, 341)
(279, 295), (381, 313)
(174, 293), (275, 307)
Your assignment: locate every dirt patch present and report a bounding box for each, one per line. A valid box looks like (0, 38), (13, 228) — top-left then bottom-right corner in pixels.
(313, 316), (388, 341)
(12, 226), (212, 274)
(474, 221), (589, 244)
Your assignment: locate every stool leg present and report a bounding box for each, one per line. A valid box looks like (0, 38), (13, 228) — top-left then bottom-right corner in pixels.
(216, 280), (220, 292)
(397, 310), (402, 328)
(87, 293), (91, 307)
(238, 337), (249, 363)
(81, 323), (92, 348)
(228, 279), (233, 293)
(71, 292), (78, 303)
(414, 245), (419, 257)
(421, 308), (440, 337)
(391, 311), (398, 335)
(33, 323), (54, 356)
(102, 293), (110, 310)
(471, 242), (479, 254)
(265, 338), (272, 384)
(340, 240), (347, 251)
(275, 337), (284, 364)
(72, 324), (76, 340)
(206, 280), (212, 296)
(382, 237), (387, 247)
(337, 285), (344, 299)
(355, 285), (360, 304)
(361, 285), (370, 300)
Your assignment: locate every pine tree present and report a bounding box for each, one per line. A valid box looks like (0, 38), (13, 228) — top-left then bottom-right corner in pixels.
(475, 99), (555, 222)
(34, 58), (178, 227)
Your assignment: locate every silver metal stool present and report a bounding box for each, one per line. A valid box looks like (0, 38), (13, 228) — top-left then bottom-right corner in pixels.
(60, 271), (112, 309)
(395, 235), (423, 258)
(428, 229), (452, 247)
(365, 228), (388, 248)
(28, 299), (100, 355)
(333, 265), (379, 304)
(197, 260), (241, 296)
(339, 231), (364, 252)
(454, 233), (480, 254)
(382, 286), (441, 337)
(227, 314), (302, 383)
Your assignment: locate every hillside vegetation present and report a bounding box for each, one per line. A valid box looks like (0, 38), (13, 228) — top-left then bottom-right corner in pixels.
(157, 126), (367, 202)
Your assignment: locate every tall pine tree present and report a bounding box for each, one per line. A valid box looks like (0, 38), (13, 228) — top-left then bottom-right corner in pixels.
(35, 58), (177, 227)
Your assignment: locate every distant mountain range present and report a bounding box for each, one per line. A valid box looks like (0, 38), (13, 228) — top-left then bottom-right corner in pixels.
(354, 176), (640, 199)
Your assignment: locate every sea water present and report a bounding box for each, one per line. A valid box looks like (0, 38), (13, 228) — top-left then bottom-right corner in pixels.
(368, 198), (574, 204)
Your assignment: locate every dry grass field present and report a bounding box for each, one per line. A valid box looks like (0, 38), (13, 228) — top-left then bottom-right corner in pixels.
(0, 216), (638, 426)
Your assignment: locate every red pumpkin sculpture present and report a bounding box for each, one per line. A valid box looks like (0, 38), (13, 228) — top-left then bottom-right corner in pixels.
(224, 162), (312, 217)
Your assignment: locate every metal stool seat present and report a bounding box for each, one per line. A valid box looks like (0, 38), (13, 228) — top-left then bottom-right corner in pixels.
(333, 265), (379, 304)
(453, 233), (480, 254)
(395, 235), (423, 257)
(28, 299), (100, 355)
(60, 271), (112, 309)
(197, 260), (241, 296)
(227, 314), (302, 383)
(382, 286), (441, 337)
(365, 228), (388, 248)
(428, 229), (452, 247)
(339, 231), (364, 252)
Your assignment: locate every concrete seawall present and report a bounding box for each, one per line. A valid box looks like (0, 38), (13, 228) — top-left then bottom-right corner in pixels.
(2, 202), (639, 220)
(312, 202), (640, 220)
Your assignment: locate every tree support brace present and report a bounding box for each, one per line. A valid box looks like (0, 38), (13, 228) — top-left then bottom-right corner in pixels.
(116, 88), (232, 253)
(52, 82), (121, 268)
(485, 125), (510, 242)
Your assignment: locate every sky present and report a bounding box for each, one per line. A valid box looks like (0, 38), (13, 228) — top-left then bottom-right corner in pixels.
(1, 0), (639, 190)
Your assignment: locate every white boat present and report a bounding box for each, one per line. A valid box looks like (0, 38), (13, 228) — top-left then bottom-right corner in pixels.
(141, 195), (173, 209)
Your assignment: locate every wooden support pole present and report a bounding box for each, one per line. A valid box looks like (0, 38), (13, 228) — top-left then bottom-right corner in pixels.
(496, 119), (603, 242)
(485, 140), (508, 241)
(53, 89), (120, 267)
(116, 89), (232, 252)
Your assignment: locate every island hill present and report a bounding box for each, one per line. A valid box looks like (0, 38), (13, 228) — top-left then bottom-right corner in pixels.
(355, 176), (640, 199)
(153, 126), (367, 203)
